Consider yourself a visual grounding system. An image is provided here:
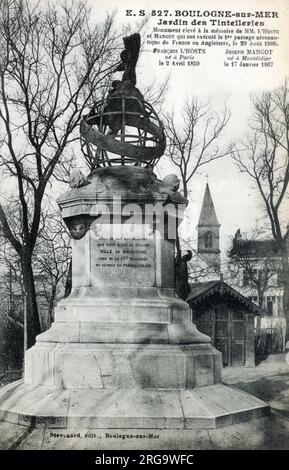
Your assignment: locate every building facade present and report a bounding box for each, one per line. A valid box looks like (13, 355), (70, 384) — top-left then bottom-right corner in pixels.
(228, 230), (286, 344)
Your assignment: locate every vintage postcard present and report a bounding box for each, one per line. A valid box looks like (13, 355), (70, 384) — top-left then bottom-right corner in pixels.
(0, 0), (288, 455)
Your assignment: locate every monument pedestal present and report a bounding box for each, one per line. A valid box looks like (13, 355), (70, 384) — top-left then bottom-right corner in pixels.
(0, 167), (269, 428)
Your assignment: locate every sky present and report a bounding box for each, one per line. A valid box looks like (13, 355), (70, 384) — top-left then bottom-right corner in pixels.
(85, 0), (289, 260)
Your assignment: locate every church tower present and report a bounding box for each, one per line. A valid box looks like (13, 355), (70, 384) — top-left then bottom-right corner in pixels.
(197, 184), (221, 272)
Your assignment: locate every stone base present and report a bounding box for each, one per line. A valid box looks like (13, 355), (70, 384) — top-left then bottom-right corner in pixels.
(24, 342), (222, 389)
(0, 380), (270, 429)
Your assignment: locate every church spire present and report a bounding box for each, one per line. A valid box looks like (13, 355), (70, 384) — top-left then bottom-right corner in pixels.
(198, 183), (220, 227)
(197, 184), (221, 273)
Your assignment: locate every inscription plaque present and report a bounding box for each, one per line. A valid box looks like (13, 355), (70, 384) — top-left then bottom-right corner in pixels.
(91, 238), (155, 287)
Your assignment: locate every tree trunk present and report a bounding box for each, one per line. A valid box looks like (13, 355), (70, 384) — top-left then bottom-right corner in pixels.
(48, 283), (57, 327)
(255, 290), (264, 338)
(183, 185), (188, 200)
(22, 255), (41, 349)
(280, 239), (289, 344)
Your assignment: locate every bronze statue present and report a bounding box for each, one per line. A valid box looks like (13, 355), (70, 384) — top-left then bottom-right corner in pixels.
(86, 33), (144, 136)
(175, 250), (193, 300)
(114, 33), (141, 86)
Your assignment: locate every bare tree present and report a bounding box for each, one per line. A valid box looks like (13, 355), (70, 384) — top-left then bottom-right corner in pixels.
(0, 200), (71, 332)
(142, 75), (170, 114)
(180, 236), (221, 282)
(0, 0), (118, 347)
(228, 231), (278, 334)
(164, 98), (232, 199)
(163, 97), (232, 266)
(0, 236), (24, 326)
(0, 234), (24, 370)
(33, 210), (71, 327)
(232, 79), (289, 341)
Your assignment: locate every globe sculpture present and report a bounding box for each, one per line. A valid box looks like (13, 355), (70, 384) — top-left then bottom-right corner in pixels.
(80, 33), (166, 169)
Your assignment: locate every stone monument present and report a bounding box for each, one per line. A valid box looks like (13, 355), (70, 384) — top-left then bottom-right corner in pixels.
(0, 33), (269, 429)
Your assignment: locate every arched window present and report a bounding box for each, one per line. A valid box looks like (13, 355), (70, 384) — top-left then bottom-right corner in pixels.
(204, 232), (213, 249)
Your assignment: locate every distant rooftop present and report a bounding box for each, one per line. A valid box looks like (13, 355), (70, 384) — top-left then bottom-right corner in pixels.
(230, 230), (282, 258)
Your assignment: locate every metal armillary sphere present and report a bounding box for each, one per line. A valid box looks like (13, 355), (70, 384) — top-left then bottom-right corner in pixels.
(80, 94), (166, 169)
(80, 32), (166, 169)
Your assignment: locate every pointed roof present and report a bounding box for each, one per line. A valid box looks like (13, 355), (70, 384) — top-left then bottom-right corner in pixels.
(186, 280), (264, 315)
(198, 184), (220, 227)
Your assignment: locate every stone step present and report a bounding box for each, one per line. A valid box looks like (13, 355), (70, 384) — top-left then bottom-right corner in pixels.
(0, 381), (270, 429)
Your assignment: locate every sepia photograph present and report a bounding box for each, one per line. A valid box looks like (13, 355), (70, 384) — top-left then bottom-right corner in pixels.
(0, 0), (289, 456)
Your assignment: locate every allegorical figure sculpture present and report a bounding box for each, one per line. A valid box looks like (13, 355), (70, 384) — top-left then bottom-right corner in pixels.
(87, 33), (144, 136)
(68, 157), (87, 189)
(161, 174), (187, 205)
(163, 174), (180, 192)
(104, 33), (145, 136)
(175, 250), (193, 301)
(114, 33), (141, 87)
